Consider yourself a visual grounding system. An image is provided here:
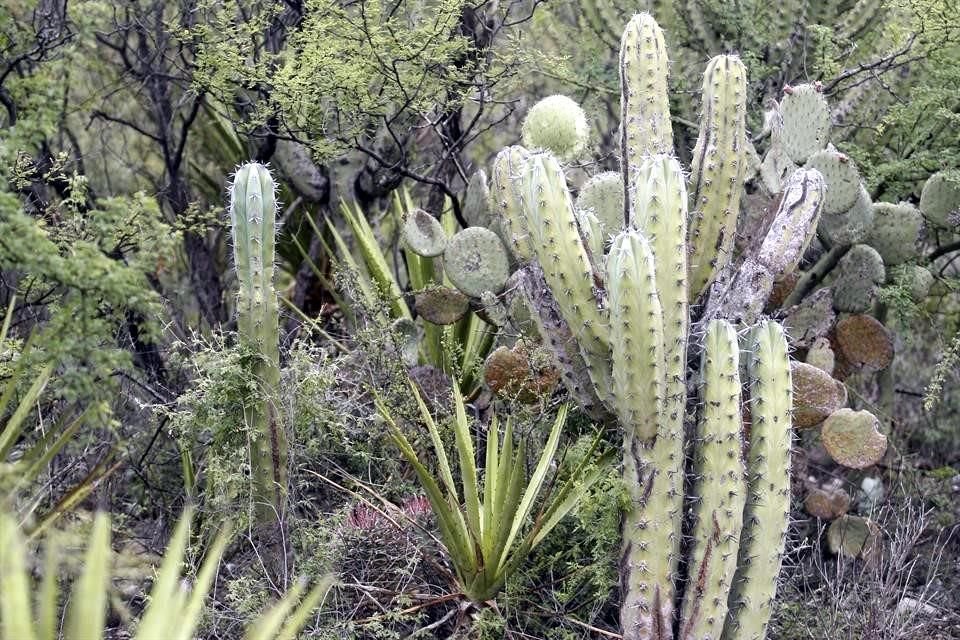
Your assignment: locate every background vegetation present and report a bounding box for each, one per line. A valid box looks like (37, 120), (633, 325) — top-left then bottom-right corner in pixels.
(1, 0), (958, 638)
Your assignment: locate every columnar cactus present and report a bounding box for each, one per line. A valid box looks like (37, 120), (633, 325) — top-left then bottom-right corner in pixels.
(481, 14), (808, 640)
(229, 163), (287, 525)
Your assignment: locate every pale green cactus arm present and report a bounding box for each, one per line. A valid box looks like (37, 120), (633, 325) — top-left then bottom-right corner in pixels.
(687, 55), (748, 301)
(521, 152), (612, 402)
(679, 319), (746, 640)
(620, 13), (674, 224)
(491, 145), (533, 260)
(229, 163), (287, 524)
(722, 321), (793, 640)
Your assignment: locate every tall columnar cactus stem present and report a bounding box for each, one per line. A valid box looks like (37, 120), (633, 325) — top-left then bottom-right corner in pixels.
(722, 321), (792, 640)
(620, 13), (674, 225)
(229, 163), (287, 524)
(680, 319), (746, 640)
(521, 152), (612, 401)
(608, 229), (673, 639)
(687, 55), (748, 301)
(491, 145), (533, 260)
(608, 230), (665, 441)
(626, 155), (690, 637)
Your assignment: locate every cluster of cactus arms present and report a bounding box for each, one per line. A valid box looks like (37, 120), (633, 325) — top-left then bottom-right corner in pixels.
(468, 13), (807, 640)
(229, 163), (288, 527)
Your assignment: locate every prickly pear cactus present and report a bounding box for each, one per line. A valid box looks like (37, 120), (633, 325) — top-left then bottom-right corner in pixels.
(805, 145), (861, 215)
(919, 169), (960, 226)
(777, 83), (831, 164)
(442, 227), (511, 297)
(865, 202), (923, 266)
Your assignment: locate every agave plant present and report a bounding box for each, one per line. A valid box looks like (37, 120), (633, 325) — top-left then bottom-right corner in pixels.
(375, 381), (610, 603)
(0, 507), (333, 640)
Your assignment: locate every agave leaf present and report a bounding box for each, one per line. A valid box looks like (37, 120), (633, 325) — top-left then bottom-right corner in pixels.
(37, 532), (60, 640)
(0, 512), (38, 640)
(495, 405), (568, 575)
(0, 360), (55, 460)
(451, 385), (481, 545)
(136, 508), (195, 635)
(65, 512), (111, 640)
(481, 415), (499, 561)
(244, 581), (305, 640)
(170, 527), (232, 640)
(273, 576), (335, 640)
(376, 394), (474, 573)
(339, 199), (410, 320)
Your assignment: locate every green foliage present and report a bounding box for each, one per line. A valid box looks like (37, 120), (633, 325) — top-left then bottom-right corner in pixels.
(377, 381), (611, 603)
(0, 170), (174, 401)
(0, 507), (333, 639)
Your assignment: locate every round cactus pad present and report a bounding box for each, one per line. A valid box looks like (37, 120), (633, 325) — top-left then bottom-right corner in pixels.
(443, 227), (511, 297)
(791, 361), (848, 428)
(834, 314), (894, 372)
(414, 287), (470, 325)
(779, 84), (831, 163)
(402, 208), (447, 257)
(805, 146), (861, 215)
(822, 408), (887, 469)
(827, 515), (880, 558)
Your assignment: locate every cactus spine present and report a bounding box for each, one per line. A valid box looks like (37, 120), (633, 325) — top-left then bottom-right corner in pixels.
(229, 163), (287, 524)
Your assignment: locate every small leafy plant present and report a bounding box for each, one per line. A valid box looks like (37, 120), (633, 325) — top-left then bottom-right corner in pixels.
(0, 507), (333, 640)
(376, 381), (610, 603)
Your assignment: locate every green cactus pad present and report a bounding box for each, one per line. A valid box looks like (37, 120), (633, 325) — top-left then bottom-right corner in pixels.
(791, 360), (848, 428)
(491, 145), (533, 260)
(687, 55), (748, 300)
(576, 171), (624, 234)
(834, 314), (894, 372)
(865, 202), (923, 265)
(402, 208), (448, 257)
(442, 227), (511, 297)
(778, 84), (831, 163)
(805, 145), (861, 215)
(462, 169), (492, 227)
(827, 515), (880, 559)
(818, 185), (873, 247)
(805, 336), (836, 375)
(919, 169), (960, 226)
(822, 408), (887, 469)
(891, 264), (934, 301)
(413, 286), (470, 325)
(804, 486), (851, 520)
(521, 95), (589, 160)
(832, 244), (885, 313)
